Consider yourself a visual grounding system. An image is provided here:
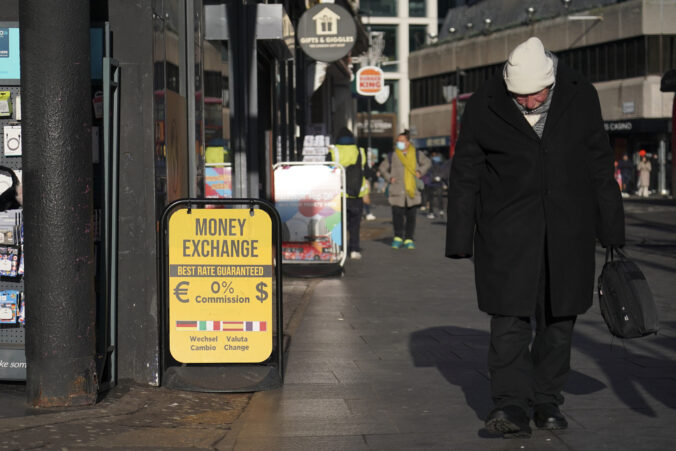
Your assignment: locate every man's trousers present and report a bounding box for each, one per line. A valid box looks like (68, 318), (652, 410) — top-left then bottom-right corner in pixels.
(487, 252), (577, 413)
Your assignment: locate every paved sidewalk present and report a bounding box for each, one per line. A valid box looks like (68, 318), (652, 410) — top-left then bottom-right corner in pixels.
(0, 277), (316, 450)
(222, 198), (676, 450)
(0, 197), (675, 450)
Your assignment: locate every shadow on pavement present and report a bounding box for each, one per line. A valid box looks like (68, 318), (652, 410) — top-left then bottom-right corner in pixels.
(573, 320), (676, 416)
(407, 325), (676, 421)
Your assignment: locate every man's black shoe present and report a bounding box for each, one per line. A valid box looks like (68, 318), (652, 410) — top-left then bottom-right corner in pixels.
(533, 403), (568, 430)
(485, 405), (532, 438)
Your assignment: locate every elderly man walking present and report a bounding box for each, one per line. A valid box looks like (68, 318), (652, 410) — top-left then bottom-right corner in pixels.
(445, 37), (625, 438)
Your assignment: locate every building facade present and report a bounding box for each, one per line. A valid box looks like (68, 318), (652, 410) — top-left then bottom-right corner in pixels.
(357, 0), (438, 155)
(409, 0), (675, 196)
(0, 0), (367, 396)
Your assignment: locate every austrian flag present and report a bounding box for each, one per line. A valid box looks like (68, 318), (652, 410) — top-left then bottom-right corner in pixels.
(176, 320), (267, 332)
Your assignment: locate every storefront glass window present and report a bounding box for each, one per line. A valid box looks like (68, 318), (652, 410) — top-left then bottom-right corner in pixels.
(357, 79), (398, 114)
(360, 0), (397, 17)
(409, 0), (426, 17)
(410, 25), (427, 52)
(371, 25), (398, 72)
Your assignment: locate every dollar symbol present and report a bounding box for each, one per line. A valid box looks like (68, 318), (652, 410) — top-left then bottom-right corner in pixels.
(256, 281), (268, 302)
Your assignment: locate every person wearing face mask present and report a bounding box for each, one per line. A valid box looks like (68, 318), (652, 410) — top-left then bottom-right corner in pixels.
(423, 151), (451, 219)
(445, 37), (624, 438)
(378, 131), (431, 249)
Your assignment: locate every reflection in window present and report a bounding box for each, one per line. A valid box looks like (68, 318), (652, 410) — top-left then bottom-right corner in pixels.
(410, 25), (427, 52)
(360, 0), (397, 17)
(371, 25), (397, 72)
(409, 0), (426, 17)
(358, 80), (398, 114)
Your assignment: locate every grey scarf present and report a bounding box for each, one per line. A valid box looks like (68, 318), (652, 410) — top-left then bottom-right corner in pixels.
(510, 52), (558, 138)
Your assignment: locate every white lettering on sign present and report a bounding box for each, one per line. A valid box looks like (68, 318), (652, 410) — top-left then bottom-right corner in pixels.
(604, 122), (633, 131)
(0, 359), (26, 369)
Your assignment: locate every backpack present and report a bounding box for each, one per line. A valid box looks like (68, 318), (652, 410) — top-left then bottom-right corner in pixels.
(344, 148), (363, 197)
(597, 247), (659, 339)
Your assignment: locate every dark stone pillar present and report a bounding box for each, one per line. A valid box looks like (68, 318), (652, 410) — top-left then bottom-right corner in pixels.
(109, 0), (159, 386)
(20, 0), (97, 406)
(227, 2), (259, 197)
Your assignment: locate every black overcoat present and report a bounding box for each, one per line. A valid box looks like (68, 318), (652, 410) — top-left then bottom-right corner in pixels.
(445, 63), (625, 317)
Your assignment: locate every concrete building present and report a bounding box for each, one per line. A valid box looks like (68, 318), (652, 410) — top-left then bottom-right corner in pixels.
(409, 0), (675, 196)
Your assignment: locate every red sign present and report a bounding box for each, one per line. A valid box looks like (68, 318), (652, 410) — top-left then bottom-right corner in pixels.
(356, 66), (384, 96)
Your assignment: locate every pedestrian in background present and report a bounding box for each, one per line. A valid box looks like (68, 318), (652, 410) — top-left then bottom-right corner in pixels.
(379, 131), (431, 249)
(613, 161), (622, 190)
(650, 153), (659, 195)
(445, 37), (624, 438)
(637, 150), (652, 197)
(617, 153), (634, 196)
(328, 127), (368, 259)
(424, 151), (451, 219)
(362, 161), (377, 220)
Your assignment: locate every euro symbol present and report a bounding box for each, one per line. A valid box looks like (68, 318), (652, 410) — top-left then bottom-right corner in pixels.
(173, 281), (190, 303)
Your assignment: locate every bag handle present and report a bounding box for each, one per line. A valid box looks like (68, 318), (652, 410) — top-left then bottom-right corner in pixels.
(605, 246), (627, 263)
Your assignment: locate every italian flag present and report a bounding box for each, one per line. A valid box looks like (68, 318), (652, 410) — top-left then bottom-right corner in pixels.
(175, 320), (220, 331)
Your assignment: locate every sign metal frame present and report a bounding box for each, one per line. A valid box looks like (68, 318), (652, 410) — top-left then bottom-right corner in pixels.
(159, 198), (283, 392)
(273, 161), (347, 277)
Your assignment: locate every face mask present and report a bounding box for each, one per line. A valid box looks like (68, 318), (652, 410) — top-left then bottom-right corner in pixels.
(396, 141), (406, 151)
(432, 156), (442, 163)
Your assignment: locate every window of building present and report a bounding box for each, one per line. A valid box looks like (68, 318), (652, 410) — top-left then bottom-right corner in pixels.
(360, 0), (397, 17)
(409, 0), (426, 17)
(438, 0), (461, 19)
(371, 25), (398, 72)
(410, 25), (428, 52)
(410, 36), (676, 110)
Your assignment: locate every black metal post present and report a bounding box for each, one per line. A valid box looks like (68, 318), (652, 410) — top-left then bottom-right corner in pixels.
(367, 96), (372, 154)
(20, 0), (97, 406)
(227, 2), (258, 197)
(287, 60), (296, 161)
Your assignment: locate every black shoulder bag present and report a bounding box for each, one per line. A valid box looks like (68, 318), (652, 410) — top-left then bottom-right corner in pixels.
(597, 247), (659, 339)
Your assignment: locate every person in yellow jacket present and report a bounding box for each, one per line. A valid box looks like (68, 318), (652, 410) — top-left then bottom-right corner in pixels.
(205, 138), (231, 164)
(328, 127), (368, 260)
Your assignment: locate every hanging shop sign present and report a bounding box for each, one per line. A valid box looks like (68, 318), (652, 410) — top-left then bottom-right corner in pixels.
(356, 113), (396, 138)
(604, 119), (670, 135)
(356, 66), (384, 96)
(297, 3), (356, 63)
(168, 208), (273, 364)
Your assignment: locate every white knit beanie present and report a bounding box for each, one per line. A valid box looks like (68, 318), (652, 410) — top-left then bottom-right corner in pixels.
(503, 37), (555, 95)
